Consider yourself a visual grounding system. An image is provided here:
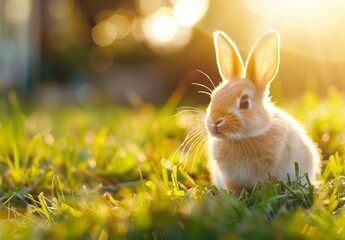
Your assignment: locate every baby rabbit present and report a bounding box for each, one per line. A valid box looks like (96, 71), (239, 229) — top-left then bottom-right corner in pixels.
(205, 30), (320, 194)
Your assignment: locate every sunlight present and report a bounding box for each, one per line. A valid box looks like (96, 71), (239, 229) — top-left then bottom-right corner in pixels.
(243, 0), (345, 61)
(244, 0), (326, 19)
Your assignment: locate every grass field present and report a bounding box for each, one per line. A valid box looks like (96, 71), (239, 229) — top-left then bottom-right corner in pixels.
(1, 88), (345, 239)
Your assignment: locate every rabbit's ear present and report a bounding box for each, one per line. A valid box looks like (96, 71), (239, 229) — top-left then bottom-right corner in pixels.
(214, 31), (244, 81)
(245, 30), (280, 94)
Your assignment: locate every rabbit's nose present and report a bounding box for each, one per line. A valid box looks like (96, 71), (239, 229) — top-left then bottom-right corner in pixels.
(208, 117), (224, 135)
(215, 118), (224, 126)
(210, 112), (224, 125)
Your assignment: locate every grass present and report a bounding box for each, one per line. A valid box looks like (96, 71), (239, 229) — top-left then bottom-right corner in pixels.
(1, 87), (345, 239)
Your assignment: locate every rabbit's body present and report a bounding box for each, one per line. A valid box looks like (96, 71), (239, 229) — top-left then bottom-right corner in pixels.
(205, 31), (320, 194)
(208, 101), (319, 192)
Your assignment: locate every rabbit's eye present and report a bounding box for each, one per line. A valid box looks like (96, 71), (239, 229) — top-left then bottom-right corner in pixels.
(239, 95), (249, 109)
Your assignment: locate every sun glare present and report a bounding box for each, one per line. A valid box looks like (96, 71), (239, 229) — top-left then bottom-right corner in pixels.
(244, 0), (328, 21)
(244, 0), (345, 61)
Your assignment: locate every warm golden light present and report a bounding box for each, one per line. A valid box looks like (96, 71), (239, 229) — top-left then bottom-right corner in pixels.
(174, 0), (209, 27)
(243, 0), (345, 62)
(141, 7), (193, 53)
(137, 0), (163, 16)
(108, 12), (131, 40)
(142, 7), (175, 45)
(244, 0), (329, 24)
(131, 17), (146, 42)
(152, 15), (178, 42)
(92, 21), (117, 47)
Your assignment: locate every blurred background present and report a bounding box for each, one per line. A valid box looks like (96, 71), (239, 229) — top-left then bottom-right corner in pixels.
(1, 0), (345, 106)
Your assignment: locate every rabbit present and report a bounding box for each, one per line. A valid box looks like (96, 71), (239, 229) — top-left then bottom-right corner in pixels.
(205, 30), (321, 194)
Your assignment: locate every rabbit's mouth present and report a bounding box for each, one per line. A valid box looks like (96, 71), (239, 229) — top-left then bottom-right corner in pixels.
(206, 121), (246, 140)
(206, 122), (227, 138)
(206, 113), (241, 139)
(208, 125), (224, 136)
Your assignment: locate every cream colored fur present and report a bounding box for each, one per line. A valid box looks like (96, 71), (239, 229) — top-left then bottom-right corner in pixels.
(206, 30), (320, 194)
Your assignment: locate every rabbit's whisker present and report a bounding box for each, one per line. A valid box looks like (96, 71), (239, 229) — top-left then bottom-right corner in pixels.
(197, 91), (212, 97)
(196, 69), (216, 89)
(177, 106), (206, 113)
(180, 129), (205, 168)
(187, 133), (207, 172)
(191, 82), (213, 94)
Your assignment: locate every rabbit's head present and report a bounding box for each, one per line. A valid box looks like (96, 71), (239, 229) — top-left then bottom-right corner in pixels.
(205, 30), (280, 139)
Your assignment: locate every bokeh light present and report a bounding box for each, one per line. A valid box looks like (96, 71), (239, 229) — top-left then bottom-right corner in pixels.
(142, 8), (175, 46)
(108, 11), (132, 40)
(174, 0), (209, 27)
(142, 7), (193, 53)
(136, 0), (163, 16)
(131, 17), (146, 42)
(92, 21), (117, 47)
(73, 1), (209, 54)
(152, 15), (178, 43)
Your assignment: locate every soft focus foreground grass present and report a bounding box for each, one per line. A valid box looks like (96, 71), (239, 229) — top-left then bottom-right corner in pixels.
(1, 88), (345, 239)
